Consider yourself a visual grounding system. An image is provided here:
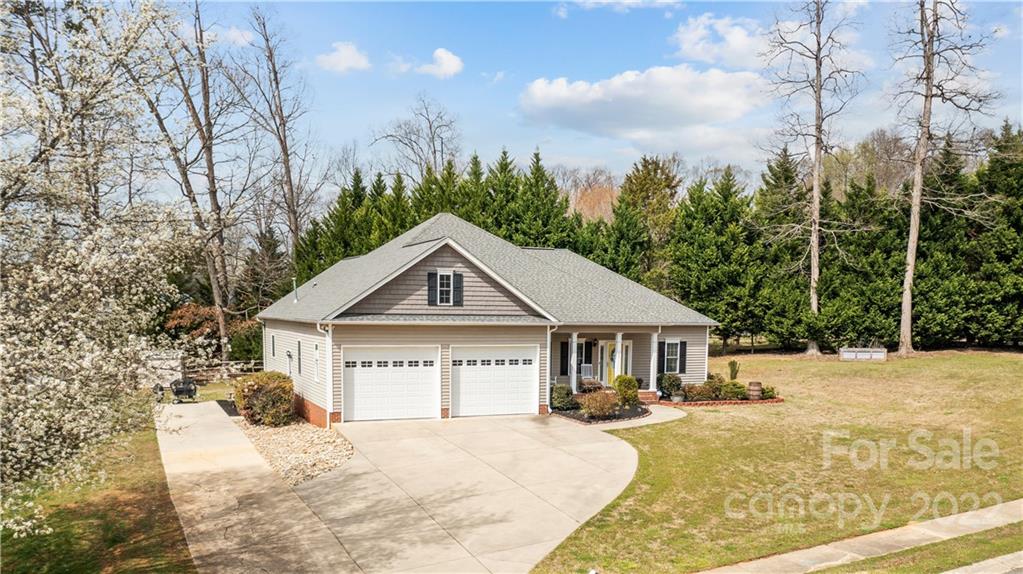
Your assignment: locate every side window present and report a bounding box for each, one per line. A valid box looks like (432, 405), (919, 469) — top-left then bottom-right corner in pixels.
(665, 342), (680, 373)
(437, 271), (453, 305)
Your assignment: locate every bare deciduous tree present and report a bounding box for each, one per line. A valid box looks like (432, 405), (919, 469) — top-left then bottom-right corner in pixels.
(227, 7), (321, 256)
(373, 94), (461, 183)
(892, 0), (997, 355)
(765, 0), (862, 355)
(122, 1), (262, 364)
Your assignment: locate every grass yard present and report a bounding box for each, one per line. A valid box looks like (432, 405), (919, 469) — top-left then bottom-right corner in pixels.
(1, 430), (195, 574)
(534, 350), (1023, 574)
(821, 522), (1023, 573)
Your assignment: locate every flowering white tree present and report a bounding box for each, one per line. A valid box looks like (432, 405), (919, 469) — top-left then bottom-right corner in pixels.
(1, 1), (194, 534)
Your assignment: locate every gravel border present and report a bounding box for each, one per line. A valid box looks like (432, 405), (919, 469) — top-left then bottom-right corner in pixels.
(236, 419), (354, 486)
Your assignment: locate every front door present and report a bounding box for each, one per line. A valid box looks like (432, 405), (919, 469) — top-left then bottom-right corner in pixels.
(599, 340), (632, 384)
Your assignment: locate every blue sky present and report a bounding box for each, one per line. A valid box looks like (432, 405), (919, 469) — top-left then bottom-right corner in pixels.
(207, 1), (1022, 177)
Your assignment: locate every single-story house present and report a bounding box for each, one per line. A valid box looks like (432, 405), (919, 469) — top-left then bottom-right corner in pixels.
(257, 212), (717, 427)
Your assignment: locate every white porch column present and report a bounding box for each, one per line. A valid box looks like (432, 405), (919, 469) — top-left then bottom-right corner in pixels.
(613, 332), (623, 380)
(569, 332), (579, 393)
(650, 331), (659, 393)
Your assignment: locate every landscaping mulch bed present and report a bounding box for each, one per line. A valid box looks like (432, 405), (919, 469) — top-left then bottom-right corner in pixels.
(552, 404), (650, 424)
(659, 397), (785, 407)
(236, 419), (354, 486)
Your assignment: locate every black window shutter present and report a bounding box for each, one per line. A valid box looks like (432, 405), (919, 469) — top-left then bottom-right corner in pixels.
(657, 341), (666, 374)
(427, 272), (438, 306)
(584, 341), (593, 364)
(559, 341), (569, 376)
(453, 273), (464, 306)
(680, 341), (687, 373)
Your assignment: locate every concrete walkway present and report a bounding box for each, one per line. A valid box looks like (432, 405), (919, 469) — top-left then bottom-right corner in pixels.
(156, 402), (361, 573)
(296, 412), (653, 574)
(943, 550), (1023, 574)
(704, 499), (1023, 573)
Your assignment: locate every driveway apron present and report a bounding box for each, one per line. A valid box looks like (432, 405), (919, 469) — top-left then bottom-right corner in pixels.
(294, 409), (685, 573)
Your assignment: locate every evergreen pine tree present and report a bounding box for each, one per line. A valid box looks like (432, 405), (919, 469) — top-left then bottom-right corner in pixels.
(507, 152), (573, 247)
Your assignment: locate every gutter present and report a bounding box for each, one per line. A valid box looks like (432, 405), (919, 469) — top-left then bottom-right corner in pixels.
(315, 322), (333, 429)
(546, 324), (558, 414)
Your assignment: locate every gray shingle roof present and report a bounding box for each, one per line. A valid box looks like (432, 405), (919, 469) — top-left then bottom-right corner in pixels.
(258, 212), (716, 326)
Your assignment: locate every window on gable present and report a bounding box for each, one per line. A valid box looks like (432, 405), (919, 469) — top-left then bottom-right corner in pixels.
(437, 271), (453, 305)
(665, 342), (681, 374)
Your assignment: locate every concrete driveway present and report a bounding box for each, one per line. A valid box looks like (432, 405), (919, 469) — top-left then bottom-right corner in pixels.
(294, 412), (662, 574)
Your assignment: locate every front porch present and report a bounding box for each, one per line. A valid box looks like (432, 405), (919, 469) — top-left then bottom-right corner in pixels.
(551, 327), (660, 399)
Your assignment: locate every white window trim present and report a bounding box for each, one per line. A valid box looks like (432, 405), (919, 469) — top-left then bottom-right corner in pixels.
(436, 268), (453, 306)
(575, 342), (592, 375)
(664, 339), (682, 374)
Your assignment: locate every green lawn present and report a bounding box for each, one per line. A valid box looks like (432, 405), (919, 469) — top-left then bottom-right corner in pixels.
(1, 430), (195, 574)
(534, 351), (1023, 574)
(823, 522), (1023, 573)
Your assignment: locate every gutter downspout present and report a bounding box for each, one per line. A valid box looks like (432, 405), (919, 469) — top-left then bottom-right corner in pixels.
(316, 322), (332, 429)
(655, 325), (662, 397)
(546, 325), (559, 414)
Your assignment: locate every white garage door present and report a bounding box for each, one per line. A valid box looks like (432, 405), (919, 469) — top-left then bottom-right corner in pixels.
(342, 347), (439, 421)
(452, 346), (538, 417)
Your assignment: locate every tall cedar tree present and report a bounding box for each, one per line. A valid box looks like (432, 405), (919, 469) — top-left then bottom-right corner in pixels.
(616, 156), (682, 289)
(670, 168), (767, 349)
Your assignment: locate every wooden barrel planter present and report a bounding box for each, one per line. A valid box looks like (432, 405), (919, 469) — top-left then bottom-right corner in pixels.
(748, 381), (763, 401)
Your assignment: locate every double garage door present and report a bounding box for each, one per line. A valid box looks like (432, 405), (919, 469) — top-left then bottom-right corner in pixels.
(342, 345), (537, 421)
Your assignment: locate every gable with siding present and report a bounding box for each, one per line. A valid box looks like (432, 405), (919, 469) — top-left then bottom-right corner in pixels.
(342, 245), (540, 317)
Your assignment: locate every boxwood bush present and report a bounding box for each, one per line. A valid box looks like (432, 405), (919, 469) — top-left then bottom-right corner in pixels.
(719, 381), (748, 400)
(612, 374), (640, 407)
(234, 371), (294, 426)
(551, 384), (579, 411)
(658, 372), (683, 398)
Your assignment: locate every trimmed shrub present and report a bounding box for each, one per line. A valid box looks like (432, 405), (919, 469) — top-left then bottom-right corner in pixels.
(685, 384), (715, 401)
(612, 375), (639, 407)
(720, 381), (748, 400)
(705, 373), (726, 399)
(579, 391), (618, 418)
(234, 371), (294, 426)
(658, 372), (683, 398)
(551, 384), (579, 411)
(762, 385), (778, 400)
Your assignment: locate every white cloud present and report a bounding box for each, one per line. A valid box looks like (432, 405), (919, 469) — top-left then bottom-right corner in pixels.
(519, 64), (768, 152)
(221, 26), (253, 46)
(415, 48), (464, 79)
(578, 0), (681, 13)
(389, 55), (412, 74)
(553, 4), (569, 19)
(992, 24), (1009, 39)
(483, 70), (506, 85)
(315, 42), (371, 74)
(672, 13), (768, 69)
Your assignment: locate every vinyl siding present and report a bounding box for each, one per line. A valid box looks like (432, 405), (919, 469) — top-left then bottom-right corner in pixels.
(343, 245), (539, 317)
(550, 326), (709, 388)
(662, 326), (710, 385)
(262, 319), (329, 409)
(331, 325), (549, 419)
